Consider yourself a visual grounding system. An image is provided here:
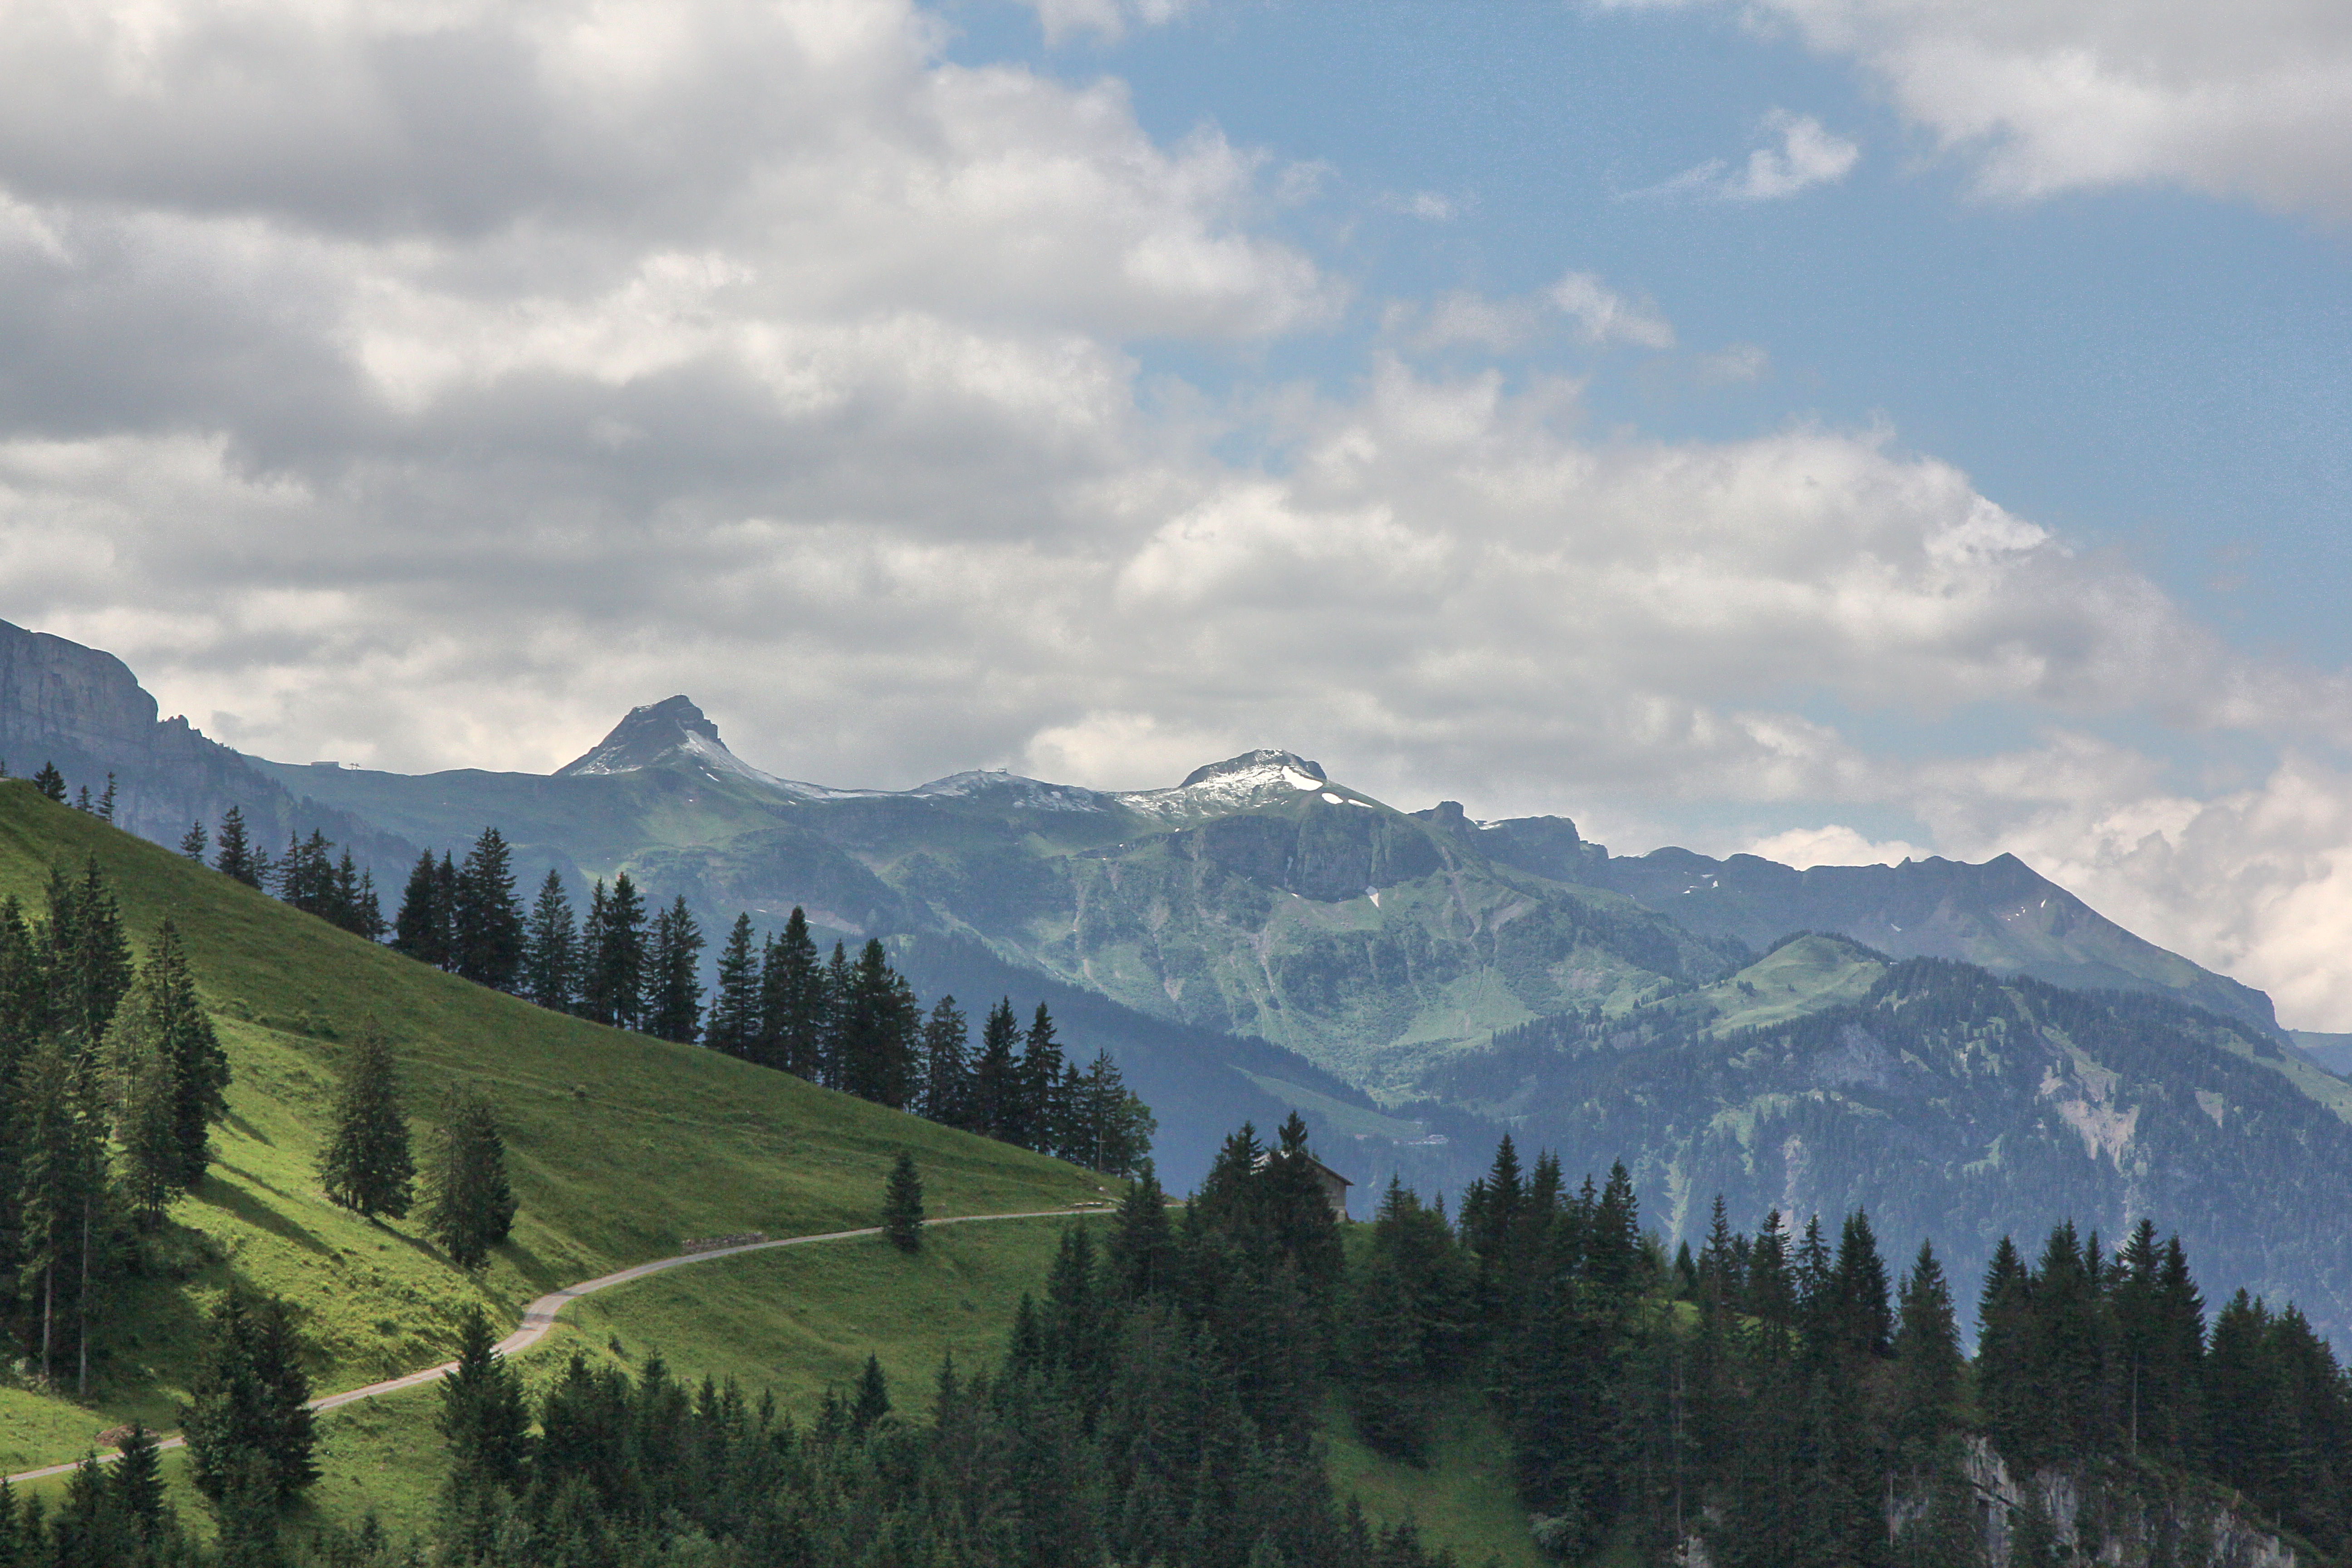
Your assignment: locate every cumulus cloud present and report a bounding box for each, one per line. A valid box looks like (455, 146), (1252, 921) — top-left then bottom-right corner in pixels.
(1636, 111), (1859, 202)
(1408, 272), (1675, 353)
(1898, 743), (2352, 1030)
(1610, 0), (2352, 219)
(1747, 824), (1929, 867)
(5, 0), (2352, 1026)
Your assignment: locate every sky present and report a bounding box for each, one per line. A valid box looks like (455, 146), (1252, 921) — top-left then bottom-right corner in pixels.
(3, 0), (2352, 1024)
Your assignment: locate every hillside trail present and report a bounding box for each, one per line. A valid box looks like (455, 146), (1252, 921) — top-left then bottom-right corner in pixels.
(4, 1206), (1093, 1487)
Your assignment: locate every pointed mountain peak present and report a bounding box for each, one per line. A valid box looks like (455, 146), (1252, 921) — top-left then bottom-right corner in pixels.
(1178, 750), (1327, 789)
(557, 696), (732, 777)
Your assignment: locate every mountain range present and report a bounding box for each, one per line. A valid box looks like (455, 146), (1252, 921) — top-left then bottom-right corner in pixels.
(9, 617), (2352, 1336)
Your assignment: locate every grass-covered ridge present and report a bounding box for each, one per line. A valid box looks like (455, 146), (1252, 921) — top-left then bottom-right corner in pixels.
(0, 779), (1102, 1472)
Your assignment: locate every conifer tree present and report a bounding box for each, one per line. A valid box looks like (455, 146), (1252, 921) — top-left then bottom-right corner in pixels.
(182, 1289), (317, 1506)
(581, 874), (647, 1029)
(13, 1036), (108, 1390)
(452, 827), (524, 990)
(522, 870), (578, 1013)
(105, 931), (226, 1229)
(1975, 1235), (2035, 1464)
(179, 821), (207, 861)
(1107, 1160), (1177, 1302)
(642, 895), (704, 1044)
(96, 774), (116, 823)
(319, 1023), (414, 1220)
(392, 850), (449, 967)
(758, 906), (828, 1076)
(424, 1085), (517, 1270)
(32, 760), (66, 801)
(836, 938), (916, 1106)
(112, 1423), (169, 1548)
(1831, 1209), (1895, 1357)
(212, 805), (263, 887)
(1019, 1003), (1066, 1154)
(918, 994), (970, 1125)
(706, 914), (760, 1060)
(974, 996), (1021, 1141)
(1892, 1240), (1963, 1460)
(438, 1306), (529, 1493)
(882, 1150), (925, 1253)
(818, 941), (851, 1085)
(44, 857), (133, 1049)
(850, 1353), (892, 1434)
(1071, 1049), (1155, 1174)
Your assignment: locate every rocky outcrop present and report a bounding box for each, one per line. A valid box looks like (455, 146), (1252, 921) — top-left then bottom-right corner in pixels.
(1956, 1437), (2297, 1568)
(0, 618), (416, 877)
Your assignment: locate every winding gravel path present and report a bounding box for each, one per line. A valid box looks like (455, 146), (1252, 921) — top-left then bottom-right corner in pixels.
(4, 1206), (1091, 1487)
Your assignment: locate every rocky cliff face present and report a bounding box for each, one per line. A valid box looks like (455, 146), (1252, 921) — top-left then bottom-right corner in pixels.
(0, 618), (415, 875)
(1958, 1437), (2296, 1568)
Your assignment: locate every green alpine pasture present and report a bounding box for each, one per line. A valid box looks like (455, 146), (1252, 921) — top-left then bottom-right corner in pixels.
(0, 779), (1103, 1475)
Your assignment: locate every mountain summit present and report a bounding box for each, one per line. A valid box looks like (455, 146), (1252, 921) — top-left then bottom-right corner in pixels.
(557, 696), (743, 778)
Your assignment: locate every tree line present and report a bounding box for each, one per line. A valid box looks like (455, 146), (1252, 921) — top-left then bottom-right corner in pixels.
(1330, 1135), (2350, 1568)
(382, 828), (1154, 1175)
(64, 791), (1158, 1176)
(0, 857), (229, 1399)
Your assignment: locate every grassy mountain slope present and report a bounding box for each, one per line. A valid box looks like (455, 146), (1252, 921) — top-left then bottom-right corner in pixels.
(1591, 847), (2279, 1035)
(264, 740), (1725, 1099)
(0, 780), (1101, 1473)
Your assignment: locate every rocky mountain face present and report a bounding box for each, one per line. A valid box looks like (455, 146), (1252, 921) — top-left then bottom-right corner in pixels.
(0, 619), (415, 872)
(1431, 933), (2352, 1341)
(11, 645), (2350, 1313)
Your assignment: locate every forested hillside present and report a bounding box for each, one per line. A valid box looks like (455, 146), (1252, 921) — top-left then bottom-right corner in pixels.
(1431, 936), (2352, 1343)
(0, 778), (1102, 1478)
(10, 1111), (2339, 1568)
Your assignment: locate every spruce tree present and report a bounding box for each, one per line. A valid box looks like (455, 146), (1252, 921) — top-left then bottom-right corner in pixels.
(836, 939), (917, 1106)
(521, 870), (578, 1013)
(141, 921), (229, 1189)
(179, 821), (207, 861)
(643, 896), (705, 1044)
(96, 774), (116, 823)
(32, 760), (66, 802)
(882, 1151), (925, 1253)
(1975, 1235), (2035, 1464)
(818, 941), (851, 1086)
(392, 851), (448, 967)
(106, 993), (187, 1228)
(318, 1023), (414, 1220)
(706, 914), (760, 1060)
(581, 874), (647, 1029)
(112, 1423), (169, 1546)
(213, 805), (262, 887)
(13, 1036), (108, 1390)
(44, 857), (133, 1049)
(453, 827), (524, 990)
(918, 994), (970, 1125)
(182, 1289), (317, 1507)
(424, 1085), (517, 1270)
(1019, 1004), (1066, 1154)
(973, 997), (1021, 1142)
(437, 1306), (528, 1493)
(1071, 1049), (1154, 1174)
(1892, 1240), (1962, 1460)
(758, 907), (827, 1076)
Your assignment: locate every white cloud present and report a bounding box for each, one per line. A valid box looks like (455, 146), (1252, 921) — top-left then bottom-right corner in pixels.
(1637, 110), (1860, 202)
(1747, 823), (1929, 867)
(1025, 0), (1189, 45)
(5, 0), (2352, 1029)
(1376, 190), (1458, 222)
(1903, 743), (2352, 1030)
(1617, 0), (2352, 219)
(1697, 342), (1771, 384)
(1548, 272), (1678, 348)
